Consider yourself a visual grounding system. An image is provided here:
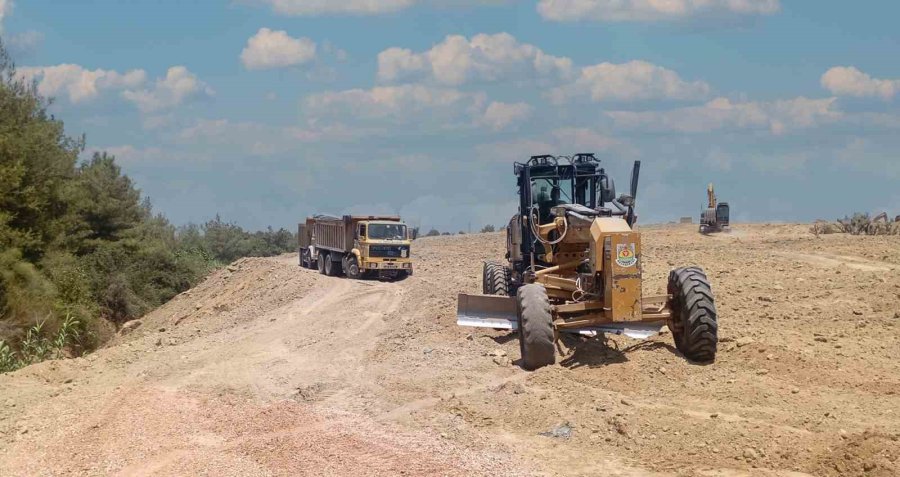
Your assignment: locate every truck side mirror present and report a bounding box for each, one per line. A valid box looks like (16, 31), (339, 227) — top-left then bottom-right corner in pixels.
(358, 224), (366, 238)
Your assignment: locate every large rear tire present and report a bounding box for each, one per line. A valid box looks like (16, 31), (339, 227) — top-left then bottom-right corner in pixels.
(516, 284), (556, 371)
(668, 267), (718, 362)
(317, 252), (326, 275)
(483, 262), (511, 296)
(324, 254), (340, 276)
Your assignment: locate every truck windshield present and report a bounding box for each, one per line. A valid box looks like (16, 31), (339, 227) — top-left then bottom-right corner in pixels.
(368, 224), (407, 240)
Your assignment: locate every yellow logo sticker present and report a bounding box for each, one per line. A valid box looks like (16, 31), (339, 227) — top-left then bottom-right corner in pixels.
(616, 243), (637, 267)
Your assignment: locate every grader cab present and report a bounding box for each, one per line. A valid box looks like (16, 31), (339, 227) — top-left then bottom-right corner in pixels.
(457, 154), (718, 370)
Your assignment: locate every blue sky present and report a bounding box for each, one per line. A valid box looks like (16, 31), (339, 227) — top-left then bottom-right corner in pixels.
(3, 0), (899, 231)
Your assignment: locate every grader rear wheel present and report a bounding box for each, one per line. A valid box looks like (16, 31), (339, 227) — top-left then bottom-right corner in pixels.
(516, 284), (556, 371)
(668, 267), (718, 362)
(483, 262), (511, 296)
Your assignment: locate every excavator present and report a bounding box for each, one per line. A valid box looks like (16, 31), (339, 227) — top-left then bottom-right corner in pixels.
(457, 154), (718, 370)
(699, 183), (730, 234)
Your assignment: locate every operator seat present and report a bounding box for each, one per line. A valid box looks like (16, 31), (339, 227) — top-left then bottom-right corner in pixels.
(537, 186), (565, 225)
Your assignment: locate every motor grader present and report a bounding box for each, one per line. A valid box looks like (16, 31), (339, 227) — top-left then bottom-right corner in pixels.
(457, 154), (718, 370)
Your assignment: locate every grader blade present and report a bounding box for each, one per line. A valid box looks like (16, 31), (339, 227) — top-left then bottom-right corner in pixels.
(568, 322), (666, 340)
(456, 294), (518, 330)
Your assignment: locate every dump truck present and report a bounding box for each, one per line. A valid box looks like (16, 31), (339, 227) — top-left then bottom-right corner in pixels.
(457, 154), (718, 370)
(298, 215), (413, 280)
(699, 183), (730, 234)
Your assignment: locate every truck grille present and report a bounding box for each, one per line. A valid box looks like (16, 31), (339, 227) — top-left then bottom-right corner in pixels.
(369, 245), (408, 258)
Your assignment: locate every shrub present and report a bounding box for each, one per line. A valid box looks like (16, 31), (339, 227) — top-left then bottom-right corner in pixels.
(0, 313), (80, 373)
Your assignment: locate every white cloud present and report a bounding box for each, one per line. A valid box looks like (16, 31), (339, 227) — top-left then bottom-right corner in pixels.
(549, 60), (710, 103)
(834, 137), (900, 178)
(82, 145), (209, 166)
(303, 85), (539, 134)
(480, 101), (533, 131)
(377, 33), (573, 86)
(821, 66), (899, 101)
(6, 30), (44, 55)
(178, 119), (291, 156)
(240, 28), (317, 70)
(0, 0), (11, 32)
(122, 66), (214, 113)
(247, 0), (511, 16)
(142, 114), (174, 130)
(549, 127), (623, 152)
(476, 128), (624, 163)
(16, 64), (147, 103)
(304, 84), (486, 125)
(607, 96), (842, 134)
(537, 0), (780, 22)
(176, 118), (363, 154)
(249, 0), (416, 16)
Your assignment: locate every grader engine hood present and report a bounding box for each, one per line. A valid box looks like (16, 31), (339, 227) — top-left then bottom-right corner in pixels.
(590, 218), (643, 322)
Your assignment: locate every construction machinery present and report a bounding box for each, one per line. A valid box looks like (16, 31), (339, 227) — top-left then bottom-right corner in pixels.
(457, 154), (718, 370)
(299, 215), (413, 280)
(699, 183), (730, 234)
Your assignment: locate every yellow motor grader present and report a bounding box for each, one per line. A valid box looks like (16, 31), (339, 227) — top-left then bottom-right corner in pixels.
(458, 154), (718, 370)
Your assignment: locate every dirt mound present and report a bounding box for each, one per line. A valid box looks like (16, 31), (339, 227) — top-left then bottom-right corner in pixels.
(813, 431), (900, 477)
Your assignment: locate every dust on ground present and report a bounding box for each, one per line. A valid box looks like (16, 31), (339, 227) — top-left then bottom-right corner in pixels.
(1, 224), (898, 476)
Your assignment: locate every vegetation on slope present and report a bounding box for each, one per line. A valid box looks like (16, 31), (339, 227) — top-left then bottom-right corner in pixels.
(0, 41), (295, 372)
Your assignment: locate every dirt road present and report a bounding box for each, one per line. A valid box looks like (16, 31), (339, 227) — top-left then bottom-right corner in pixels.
(1, 224), (898, 476)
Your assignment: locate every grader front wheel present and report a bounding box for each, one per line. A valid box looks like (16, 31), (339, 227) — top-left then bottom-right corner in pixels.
(516, 284), (556, 370)
(668, 267), (718, 362)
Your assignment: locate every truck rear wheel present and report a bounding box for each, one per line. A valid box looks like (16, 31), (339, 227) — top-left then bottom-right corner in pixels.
(317, 252), (326, 275)
(668, 267), (718, 362)
(483, 262), (511, 296)
(324, 254), (340, 276)
(516, 284), (556, 371)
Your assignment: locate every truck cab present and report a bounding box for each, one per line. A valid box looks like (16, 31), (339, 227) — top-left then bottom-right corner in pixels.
(355, 220), (413, 275)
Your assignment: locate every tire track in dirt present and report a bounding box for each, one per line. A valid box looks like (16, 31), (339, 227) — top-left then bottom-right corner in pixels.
(0, 262), (527, 477)
(781, 251), (895, 271)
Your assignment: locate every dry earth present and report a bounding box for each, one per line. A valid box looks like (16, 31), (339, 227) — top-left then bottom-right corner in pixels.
(1, 224), (898, 476)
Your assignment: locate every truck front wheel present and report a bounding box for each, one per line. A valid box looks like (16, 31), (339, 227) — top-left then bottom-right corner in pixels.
(301, 249), (313, 269)
(344, 255), (363, 279)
